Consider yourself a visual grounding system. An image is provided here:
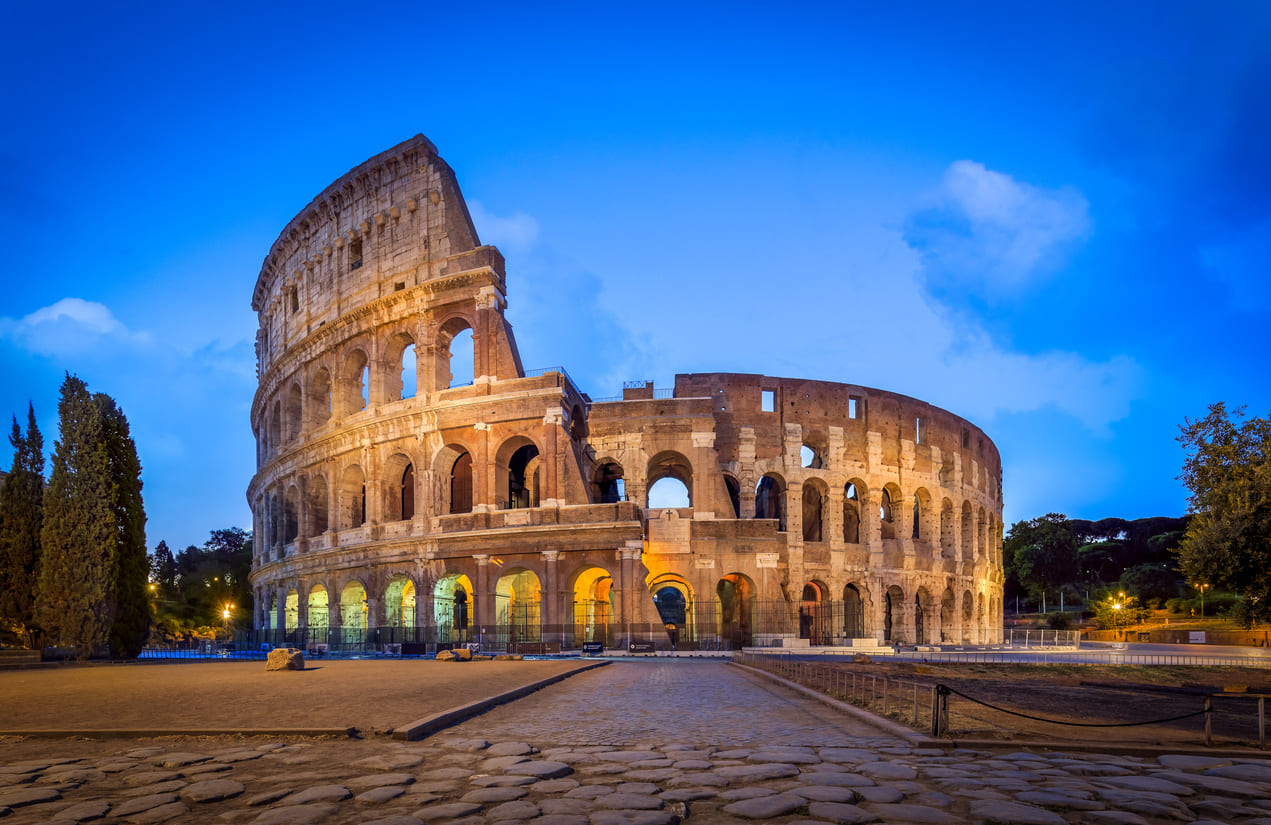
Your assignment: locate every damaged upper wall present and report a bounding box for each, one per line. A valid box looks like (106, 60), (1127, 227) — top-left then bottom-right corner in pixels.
(251, 135), (505, 376)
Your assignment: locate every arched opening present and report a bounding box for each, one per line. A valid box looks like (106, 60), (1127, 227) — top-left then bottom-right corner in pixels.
(309, 475), (329, 535)
(962, 590), (975, 644)
(342, 350), (369, 415)
(571, 566), (614, 646)
(338, 581), (368, 646)
(800, 444), (821, 469)
(569, 404), (588, 441)
(285, 383), (302, 442)
(507, 443), (540, 509)
(940, 499), (955, 559)
(799, 581), (830, 645)
(647, 451), (693, 508)
(915, 587), (931, 645)
(880, 487), (896, 540)
(961, 501), (974, 561)
(399, 460), (414, 518)
(941, 587), (956, 643)
(267, 492), (280, 552)
(717, 573), (754, 648)
(723, 474), (741, 518)
(269, 400), (281, 455)
(384, 576), (416, 628)
(755, 474), (786, 530)
(450, 452), (473, 514)
(594, 461), (626, 504)
(912, 494), (922, 540)
(650, 578), (691, 647)
(914, 488), (934, 544)
(400, 343), (417, 399)
(310, 367), (332, 427)
(648, 477), (690, 508)
(284, 484), (300, 544)
(307, 585), (329, 633)
(340, 466), (366, 529)
(440, 319), (475, 389)
(843, 482), (861, 543)
(977, 508), (989, 561)
(434, 573), (473, 643)
(802, 482), (824, 542)
(496, 568), (542, 646)
(884, 584), (905, 643)
(843, 583), (865, 638)
(284, 588), (299, 633)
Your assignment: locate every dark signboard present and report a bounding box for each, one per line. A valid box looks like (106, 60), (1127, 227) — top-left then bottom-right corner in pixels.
(628, 642), (656, 653)
(581, 642), (604, 654)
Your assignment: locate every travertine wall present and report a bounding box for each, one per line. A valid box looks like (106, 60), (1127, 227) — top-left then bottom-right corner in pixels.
(247, 136), (1005, 649)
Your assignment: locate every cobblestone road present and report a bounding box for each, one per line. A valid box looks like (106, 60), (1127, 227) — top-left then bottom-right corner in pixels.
(4, 658), (1271, 825)
(444, 658), (892, 748)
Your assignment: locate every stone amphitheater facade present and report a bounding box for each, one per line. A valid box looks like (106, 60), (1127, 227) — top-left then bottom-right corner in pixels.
(247, 135), (1005, 652)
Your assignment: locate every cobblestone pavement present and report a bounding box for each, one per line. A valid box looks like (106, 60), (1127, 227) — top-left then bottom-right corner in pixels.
(3, 659), (1271, 825)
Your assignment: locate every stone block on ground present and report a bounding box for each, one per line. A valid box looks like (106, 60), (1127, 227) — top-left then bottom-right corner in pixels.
(265, 648), (305, 671)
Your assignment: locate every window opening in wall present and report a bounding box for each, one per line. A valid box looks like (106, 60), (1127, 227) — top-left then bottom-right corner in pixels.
(724, 475), (741, 518)
(880, 488), (895, 539)
(394, 281), (405, 291)
(358, 484), (366, 527)
(401, 344), (416, 399)
(912, 494), (921, 539)
(761, 390), (775, 412)
(800, 445), (819, 468)
(290, 288), (299, 315)
(848, 396), (860, 419)
(962, 428), (970, 449)
(360, 364), (370, 408)
(449, 328), (475, 387)
(349, 237), (363, 270)
(648, 477), (690, 508)
(595, 462), (626, 503)
(843, 483), (860, 543)
(401, 464), (415, 520)
(450, 452), (473, 514)
(508, 444), (540, 509)
(916, 416), (925, 444)
(755, 476), (786, 530)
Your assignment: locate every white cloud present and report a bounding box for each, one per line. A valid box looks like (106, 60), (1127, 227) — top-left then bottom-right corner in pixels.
(907, 160), (1091, 291)
(0, 297), (151, 356)
(467, 200), (540, 255)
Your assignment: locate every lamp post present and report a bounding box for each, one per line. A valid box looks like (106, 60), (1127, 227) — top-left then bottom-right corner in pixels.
(222, 603), (235, 636)
(1197, 583), (1209, 617)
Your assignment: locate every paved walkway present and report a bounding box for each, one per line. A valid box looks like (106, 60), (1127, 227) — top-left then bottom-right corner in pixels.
(3, 659), (1271, 824)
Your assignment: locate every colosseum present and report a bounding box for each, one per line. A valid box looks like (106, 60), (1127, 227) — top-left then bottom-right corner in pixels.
(247, 135), (1005, 654)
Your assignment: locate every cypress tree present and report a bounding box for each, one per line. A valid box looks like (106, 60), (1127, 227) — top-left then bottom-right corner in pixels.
(96, 393), (149, 657)
(37, 375), (115, 656)
(0, 404), (45, 647)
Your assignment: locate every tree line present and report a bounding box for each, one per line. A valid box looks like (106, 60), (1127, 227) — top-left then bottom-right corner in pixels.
(1005, 403), (1270, 628)
(0, 376), (149, 656)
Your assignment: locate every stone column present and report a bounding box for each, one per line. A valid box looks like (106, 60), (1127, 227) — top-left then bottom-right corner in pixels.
(274, 588), (286, 638)
(541, 550), (560, 645)
(474, 555), (493, 643)
(542, 410), (562, 506)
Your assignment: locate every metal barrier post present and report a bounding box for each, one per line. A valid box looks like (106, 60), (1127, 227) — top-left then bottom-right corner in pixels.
(913, 682), (919, 725)
(883, 677), (889, 716)
(1260, 696), (1266, 750)
(1204, 695), (1212, 746)
(930, 685), (940, 736)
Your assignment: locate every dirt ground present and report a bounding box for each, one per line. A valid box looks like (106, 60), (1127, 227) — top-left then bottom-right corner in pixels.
(800, 660), (1271, 748)
(0, 658), (592, 734)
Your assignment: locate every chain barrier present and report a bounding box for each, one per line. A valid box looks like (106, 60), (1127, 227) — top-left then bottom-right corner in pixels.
(935, 683), (1211, 727)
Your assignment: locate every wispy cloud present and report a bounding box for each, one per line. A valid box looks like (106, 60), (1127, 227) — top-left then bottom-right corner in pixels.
(905, 160), (1091, 292)
(468, 200), (540, 255)
(0, 297), (152, 357)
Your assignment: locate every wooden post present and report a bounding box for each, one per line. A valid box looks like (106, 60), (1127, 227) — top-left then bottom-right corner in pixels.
(1204, 695), (1212, 747)
(883, 677), (889, 716)
(913, 682), (919, 725)
(1259, 696), (1265, 750)
(930, 685), (940, 736)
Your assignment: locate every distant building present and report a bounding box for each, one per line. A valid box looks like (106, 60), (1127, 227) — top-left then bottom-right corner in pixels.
(247, 136), (1005, 652)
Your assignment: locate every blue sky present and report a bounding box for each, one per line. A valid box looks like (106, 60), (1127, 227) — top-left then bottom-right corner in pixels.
(2, 2), (1268, 551)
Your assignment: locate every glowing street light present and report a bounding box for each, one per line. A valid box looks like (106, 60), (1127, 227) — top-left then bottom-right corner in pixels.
(1196, 583), (1210, 617)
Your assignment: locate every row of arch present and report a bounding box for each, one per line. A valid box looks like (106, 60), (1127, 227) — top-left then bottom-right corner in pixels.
(257, 562), (1001, 647)
(257, 318), (477, 464)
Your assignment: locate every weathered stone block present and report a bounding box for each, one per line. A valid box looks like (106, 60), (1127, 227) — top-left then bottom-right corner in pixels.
(265, 648), (305, 671)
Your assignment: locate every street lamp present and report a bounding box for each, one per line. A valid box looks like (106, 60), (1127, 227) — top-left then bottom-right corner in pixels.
(1196, 583), (1210, 617)
(1112, 601), (1122, 629)
(222, 603), (235, 635)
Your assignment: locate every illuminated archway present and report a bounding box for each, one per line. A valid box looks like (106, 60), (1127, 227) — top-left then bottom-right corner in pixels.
(496, 568), (542, 645)
(717, 573), (755, 648)
(384, 575), (416, 628)
(338, 581), (368, 646)
(434, 573), (473, 643)
(570, 566), (614, 645)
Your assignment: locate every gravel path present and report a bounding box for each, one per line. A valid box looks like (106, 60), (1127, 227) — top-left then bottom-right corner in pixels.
(0, 659), (591, 733)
